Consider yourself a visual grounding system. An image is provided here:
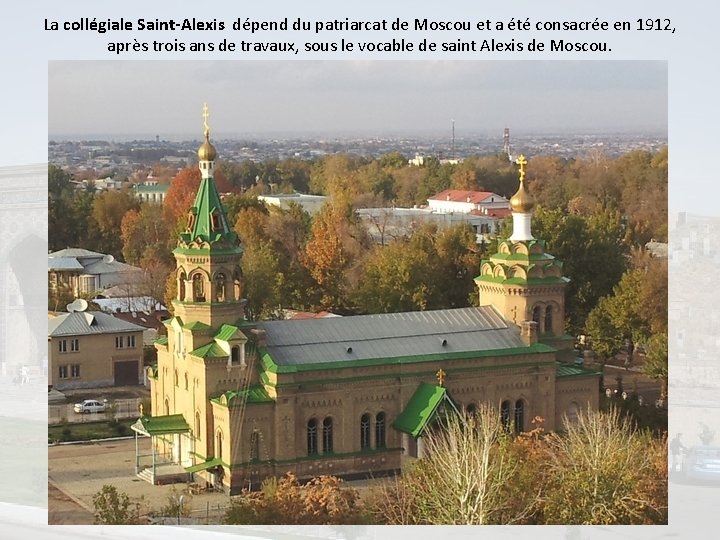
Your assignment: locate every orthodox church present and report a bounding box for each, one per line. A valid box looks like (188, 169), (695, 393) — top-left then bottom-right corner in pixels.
(134, 107), (600, 494)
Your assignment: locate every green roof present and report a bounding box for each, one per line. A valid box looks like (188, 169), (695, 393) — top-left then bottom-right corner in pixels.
(213, 385), (274, 406)
(185, 457), (224, 473)
(191, 342), (227, 359)
(154, 336), (168, 346)
(184, 320), (212, 331)
(393, 382), (447, 438)
(131, 414), (190, 436)
(556, 363), (602, 378)
(215, 324), (241, 341)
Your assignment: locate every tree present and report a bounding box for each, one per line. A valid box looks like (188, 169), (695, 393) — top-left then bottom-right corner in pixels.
(643, 333), (668, 401)
(92, 190), (140, 257)
(92, 485), (141, 525)
(585, 255), (667, 361)
(541, 408), (667, 524)
(301, 203), (369, 312)
(241, 241), (284, 320)
(367, 406), (533, 525)
(224, 473), (363, 525)
(532, 207), (628, 334)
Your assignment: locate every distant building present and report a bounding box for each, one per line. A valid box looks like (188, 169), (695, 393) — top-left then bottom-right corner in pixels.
(428, 190), (510, 214)
(48, 248), (144, 297)
(357, 207), (501, 246)
(48, 308), (145, 390)
(258, 193), (327, 215)
(134, 181), (170, 204)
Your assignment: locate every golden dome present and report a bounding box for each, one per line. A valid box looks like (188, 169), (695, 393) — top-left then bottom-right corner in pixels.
(510, 154), (534, 212)
(198, 133), (217, 161)
(510, 181), (534, 212)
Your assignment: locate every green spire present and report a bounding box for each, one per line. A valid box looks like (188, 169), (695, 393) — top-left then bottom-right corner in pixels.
(176, 177), (240, 254)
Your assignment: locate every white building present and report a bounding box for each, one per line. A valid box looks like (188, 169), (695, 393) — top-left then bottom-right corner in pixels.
(258, 193), (328, 215)
(428, 189), (510, 214)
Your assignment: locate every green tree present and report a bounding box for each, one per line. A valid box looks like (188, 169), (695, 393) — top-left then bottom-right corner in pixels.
(643, 333), (668, 401)
(242, 241), (284, 320)
(532, 207), (628, 333)
(92, 484), (141, 525)
(92, 189), (140, 257)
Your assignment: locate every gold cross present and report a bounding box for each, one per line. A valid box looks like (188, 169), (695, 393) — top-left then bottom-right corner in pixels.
(515, 154), (527, 182)
(436, 368), (446, 387)
(202, 102), (210, 136)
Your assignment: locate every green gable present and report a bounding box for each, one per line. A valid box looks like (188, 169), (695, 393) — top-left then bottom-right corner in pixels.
(393, 382), (447, 438)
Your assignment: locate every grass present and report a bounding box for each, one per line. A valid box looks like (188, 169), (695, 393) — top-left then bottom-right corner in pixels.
(49, 419), (137, 442)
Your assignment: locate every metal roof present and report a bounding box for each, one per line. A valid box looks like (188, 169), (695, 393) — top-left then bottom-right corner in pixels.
(47, 257), (84, 270)
(48, 311), (146, 337)
(259, 306), (527, 366)
(48, 248), (105, 259)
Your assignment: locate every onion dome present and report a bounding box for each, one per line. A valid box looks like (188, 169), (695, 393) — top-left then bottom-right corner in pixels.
(198, 133), (217, 161)
(510, 155), (534, 213)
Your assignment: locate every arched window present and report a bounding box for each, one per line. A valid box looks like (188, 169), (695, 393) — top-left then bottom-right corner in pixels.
(215, 273), (226, 302)
(466, 403), (477, 417)
(211, 211), (221, 231)
(566, 402), (580, 425)
(178, 271), (187, 301)
(322, 417), (334, 454)
(174, 370), (179, 387)
(233, 268), (242, 301)
(532, 305), (541, 326)
(231, 346), (240, 365)
(164, 398), (169, 416)
(360, 414), (371, 450)
(500, 400), (511, 431)
(544, 305), (553, 335)
(514, 399), (525, 433)
(250, 431), (260, 461)
(184, 372), (189, 390)
(192, 273), (205, 302)
(194, 411), (201, 440)
(375, 412), (386, 448)
(216, 429), (224, 460)
(307, 418), (318, 455)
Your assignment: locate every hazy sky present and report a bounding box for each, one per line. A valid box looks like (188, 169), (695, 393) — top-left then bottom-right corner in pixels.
(48, 61), (667, 138)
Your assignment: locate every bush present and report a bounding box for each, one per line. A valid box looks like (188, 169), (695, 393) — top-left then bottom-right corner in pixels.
(92, 485), (141, 524)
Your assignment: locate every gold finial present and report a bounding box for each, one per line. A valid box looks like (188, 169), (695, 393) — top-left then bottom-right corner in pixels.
(510, 154), (534, 213)
(197, 102), (217, 162)
(202, 102), (210, 138)
(436, 368), (446, 387)
(515, 154), (527, 183)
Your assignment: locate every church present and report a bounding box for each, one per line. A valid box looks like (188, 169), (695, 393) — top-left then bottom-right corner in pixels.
(134, 107), (600, 494)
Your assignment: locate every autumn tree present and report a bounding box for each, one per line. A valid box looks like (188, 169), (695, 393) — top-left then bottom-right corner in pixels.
(301, 202), (369, 312)
(367, 407), (534, 525)
(92, 189), (140, 257)
(540, 408), (667, 524)
(224, 473), (363, 525)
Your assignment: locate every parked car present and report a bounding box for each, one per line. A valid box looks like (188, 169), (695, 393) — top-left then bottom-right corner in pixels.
(683, 446), (720, 482)
(73, 399), (107, 414)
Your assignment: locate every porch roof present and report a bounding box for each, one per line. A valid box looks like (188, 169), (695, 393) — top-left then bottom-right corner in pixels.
(185, 457), (224, 473)
(131, 414), (190, 436)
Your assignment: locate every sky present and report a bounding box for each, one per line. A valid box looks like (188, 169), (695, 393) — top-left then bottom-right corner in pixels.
(48, 60), (667, 139)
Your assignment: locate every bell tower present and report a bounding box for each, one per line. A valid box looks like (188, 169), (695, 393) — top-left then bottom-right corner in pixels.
(171, 103), (245, 328)
(474, 155), (569, 340)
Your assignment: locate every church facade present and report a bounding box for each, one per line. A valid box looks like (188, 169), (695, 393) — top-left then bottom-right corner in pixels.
(138, 108), (599, 494)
